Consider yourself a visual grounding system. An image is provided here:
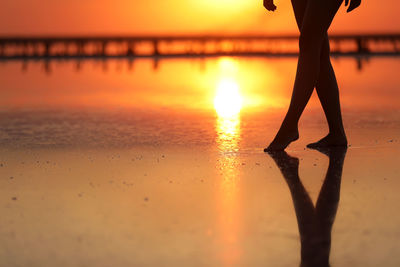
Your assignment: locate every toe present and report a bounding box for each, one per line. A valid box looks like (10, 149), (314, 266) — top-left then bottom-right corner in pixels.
(306, 140), (326, 148)
(264, 146), (281, 152)
(264, 143), (285, 152)
(306, 142), (318, 148)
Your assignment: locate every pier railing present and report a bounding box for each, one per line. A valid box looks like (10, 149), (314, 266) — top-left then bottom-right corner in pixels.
(1, 34), (400, 59)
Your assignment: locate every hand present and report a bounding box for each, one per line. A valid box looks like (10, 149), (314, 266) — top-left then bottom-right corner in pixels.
(345, 0), (361, 13)
(263, 0), (277, 12)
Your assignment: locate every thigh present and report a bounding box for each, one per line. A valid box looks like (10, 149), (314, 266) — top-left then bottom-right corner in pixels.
(292, 0), (332, 59)
(300, 0), (343, 40)
(291, 0), (308, 31)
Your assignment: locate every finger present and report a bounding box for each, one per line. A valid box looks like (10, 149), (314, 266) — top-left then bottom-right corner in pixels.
(263, 0), (277, 11)
(347, 0), (361, 12)
(263, 0), (271, 9)
(265, 4), (276, 11)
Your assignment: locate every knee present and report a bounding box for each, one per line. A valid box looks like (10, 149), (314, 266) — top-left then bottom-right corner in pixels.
(298, 30), (324, 54)
(320, 37), (331, 60)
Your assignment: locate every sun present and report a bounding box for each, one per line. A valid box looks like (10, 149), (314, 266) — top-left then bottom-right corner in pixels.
(214, 78), (243, 118)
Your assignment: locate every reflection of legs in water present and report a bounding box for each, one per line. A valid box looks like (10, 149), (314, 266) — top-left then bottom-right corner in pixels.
(265, 0), (346, 151)
(315, 147), (346, 248)
(268, 147), (347, 267)
(269, 151), (316, 254)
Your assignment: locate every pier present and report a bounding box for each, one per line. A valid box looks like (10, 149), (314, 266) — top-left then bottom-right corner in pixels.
(1, 33), (400, 59)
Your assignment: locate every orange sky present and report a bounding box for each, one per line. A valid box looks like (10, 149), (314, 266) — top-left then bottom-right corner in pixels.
(1, 0), (399, 35)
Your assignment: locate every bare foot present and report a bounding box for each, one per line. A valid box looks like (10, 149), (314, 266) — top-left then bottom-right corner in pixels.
(307, 133), (347, 149)
(264, 128), (299, 152)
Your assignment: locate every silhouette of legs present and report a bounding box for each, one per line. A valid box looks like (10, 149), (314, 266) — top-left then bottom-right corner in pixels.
(268, 147), (346, 267)
(265, 0), (345, 151)
(309, 40), (347, 148)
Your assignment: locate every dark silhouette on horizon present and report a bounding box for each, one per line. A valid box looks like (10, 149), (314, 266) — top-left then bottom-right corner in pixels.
(268, 147), (347, 267)
(264, 0), (362, 151)
(4, 32), (399, 60)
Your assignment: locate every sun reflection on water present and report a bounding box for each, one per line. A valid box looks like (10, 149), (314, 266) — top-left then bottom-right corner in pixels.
(214, 58), (243, 266)
(215, 116), (242, 266)
(216, 115), (241, 153)
(214, 58), (242, 153)
(214, 78), (243, 118)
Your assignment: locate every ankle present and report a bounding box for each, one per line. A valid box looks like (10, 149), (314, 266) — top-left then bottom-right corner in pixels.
(280, 121), (298, 132)
(328, 130), (346, 138)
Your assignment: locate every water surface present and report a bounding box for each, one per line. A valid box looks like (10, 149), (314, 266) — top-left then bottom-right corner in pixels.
(0, 56), (400, 267)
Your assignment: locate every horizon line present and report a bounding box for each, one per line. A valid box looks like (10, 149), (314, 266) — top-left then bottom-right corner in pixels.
(1, 31), (400, 38)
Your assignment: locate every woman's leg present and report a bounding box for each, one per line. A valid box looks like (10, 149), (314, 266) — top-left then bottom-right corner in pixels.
(309, 38), (347, 147)
(291, 0), (347, 147)
(265, 0), (344, 151)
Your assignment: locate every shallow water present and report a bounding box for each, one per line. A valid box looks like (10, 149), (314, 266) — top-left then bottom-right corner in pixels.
(0, 57), (400, 266)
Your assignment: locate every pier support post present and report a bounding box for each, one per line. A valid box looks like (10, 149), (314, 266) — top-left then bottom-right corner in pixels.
(356, 37), (369, 53)
(77, 41), (84, 56)
(127, 42), (136, 56)
(186, 41), (195, 55)
(22, 42), (28, 57)
(200, 40), (206, 55)
(101, 41), (108, 56)
(153, 40), (160, 56)
(44, 41), (51, 57)
(393, 40), (400, 53)
(63, 42), (69, 57)
(215, 41), (222, 55)
(33, 43), (40, 57)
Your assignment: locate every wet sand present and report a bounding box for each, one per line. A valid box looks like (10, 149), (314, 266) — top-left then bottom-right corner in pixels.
(1, 57), (400, 266)
(1, 112), (399, 267)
